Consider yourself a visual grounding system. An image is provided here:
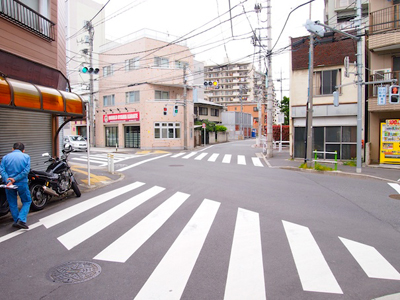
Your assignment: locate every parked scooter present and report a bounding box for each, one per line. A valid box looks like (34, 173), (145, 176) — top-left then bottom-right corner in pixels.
(28, 146), (81, 211)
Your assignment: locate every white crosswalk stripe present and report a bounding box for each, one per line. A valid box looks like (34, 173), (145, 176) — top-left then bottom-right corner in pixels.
(58, 186), (165, 250)
(94, 191), (190, 263)
(134, 199), (220, 300)
(172, 152), (263, 167)
(340, 237), (400, 280)
(225, 208), (266, 300)
(283, 220), (343, 294)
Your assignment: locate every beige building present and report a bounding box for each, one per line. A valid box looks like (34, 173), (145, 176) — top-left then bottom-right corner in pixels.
(367, 0), (400, 164)
(0, 0), (85, 167)
(96, 29), (195, 150)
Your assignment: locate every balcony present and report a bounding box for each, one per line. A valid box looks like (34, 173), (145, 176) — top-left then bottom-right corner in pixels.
(0, 0), (55, 42)
(369, 4), (400, 51)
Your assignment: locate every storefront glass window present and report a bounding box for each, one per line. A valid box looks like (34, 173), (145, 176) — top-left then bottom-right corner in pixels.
(105, 127), (118, 147)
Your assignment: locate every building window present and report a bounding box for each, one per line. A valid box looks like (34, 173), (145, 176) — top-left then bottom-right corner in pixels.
(126, 91), (140, 104)
(125, 57), (139, 71)
(103, 65), (113, 77)
(154, 57), (169, 68)
(199, 107), (208, 116)
(103, 95), (115, 106)
(154, 122), (181, 139)
(211, 108), (219, 117)
(314, 69), (340, 95)
(155, 90), (169, 100)
(175, 61), (188, 69)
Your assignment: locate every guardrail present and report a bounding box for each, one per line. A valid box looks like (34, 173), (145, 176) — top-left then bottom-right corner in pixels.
(313, 150), (338, 171)
(273, 141), (290, 152)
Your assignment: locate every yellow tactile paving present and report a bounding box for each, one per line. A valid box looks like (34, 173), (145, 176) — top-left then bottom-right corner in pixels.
(71, 166), (111, 184)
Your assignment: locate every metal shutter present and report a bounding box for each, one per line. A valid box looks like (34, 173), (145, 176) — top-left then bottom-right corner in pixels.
(0, 108), (52, 171)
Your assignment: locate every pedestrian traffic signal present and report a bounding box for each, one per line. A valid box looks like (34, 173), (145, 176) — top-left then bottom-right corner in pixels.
(173, 105), (178, 116)
(389, 85), (400, 104)
(81, 66), (99, 74)
(163, 107), (168, 116)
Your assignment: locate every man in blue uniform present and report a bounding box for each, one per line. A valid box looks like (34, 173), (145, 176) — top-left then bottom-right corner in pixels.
(0, 142), (32, 229)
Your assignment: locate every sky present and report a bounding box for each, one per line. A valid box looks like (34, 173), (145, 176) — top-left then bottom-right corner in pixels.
(92, 0), (324, 99)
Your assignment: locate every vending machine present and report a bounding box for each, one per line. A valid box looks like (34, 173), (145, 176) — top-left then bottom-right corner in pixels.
(380, 119), (400, 164)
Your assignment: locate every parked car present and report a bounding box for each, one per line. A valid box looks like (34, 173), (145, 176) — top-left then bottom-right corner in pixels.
(63, 135), (87, 151)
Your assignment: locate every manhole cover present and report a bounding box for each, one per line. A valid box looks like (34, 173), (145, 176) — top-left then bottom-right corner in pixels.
(389, 194), (400, 200)
(47, 261), (101, 284)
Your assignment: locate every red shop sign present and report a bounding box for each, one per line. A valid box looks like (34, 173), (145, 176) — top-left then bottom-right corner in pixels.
(103, 112), (140, 123)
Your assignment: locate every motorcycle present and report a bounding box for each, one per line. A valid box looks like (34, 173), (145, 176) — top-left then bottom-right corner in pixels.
(0, 175), (10, 217)
(28, 146), (81, 211)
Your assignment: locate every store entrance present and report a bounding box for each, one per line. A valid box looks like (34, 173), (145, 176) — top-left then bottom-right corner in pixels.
(125, 126), (140, 148)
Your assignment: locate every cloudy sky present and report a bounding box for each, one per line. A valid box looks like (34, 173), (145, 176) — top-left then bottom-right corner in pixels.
(92, 0), (324, 98)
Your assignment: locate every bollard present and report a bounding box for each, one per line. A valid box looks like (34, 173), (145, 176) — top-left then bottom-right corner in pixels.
(107, 153), (114, 174)
(334, 151), (337, 171)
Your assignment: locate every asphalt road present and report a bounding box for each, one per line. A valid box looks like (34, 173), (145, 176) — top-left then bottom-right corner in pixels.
(0, 140), (399, 300)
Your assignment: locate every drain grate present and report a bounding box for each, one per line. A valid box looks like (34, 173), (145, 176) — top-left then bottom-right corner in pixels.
(389, 194), (400, 200)
(47, 261), (101, 284)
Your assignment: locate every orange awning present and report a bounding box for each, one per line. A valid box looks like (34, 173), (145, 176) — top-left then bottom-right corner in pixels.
(0, 76), (85, 117)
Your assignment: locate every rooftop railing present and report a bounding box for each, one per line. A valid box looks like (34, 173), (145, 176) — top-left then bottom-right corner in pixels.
(0, 0), (55, 42)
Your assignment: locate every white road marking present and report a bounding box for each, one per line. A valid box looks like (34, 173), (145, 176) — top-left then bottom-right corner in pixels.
(388, 183), (400, 194)
(283, 220), (343, 294)
(340, 237), (400, 280)
(58, 186), (165, 250)
(134, 199), (220, 300)
(237, 155), (246, 165)
(171, 153), (185, 158)
(194, 153), (208, 160)
(94, 192), (190, 263)
(252, 157), (264, 167)
(222, 154), (232, 164)
(182, 152), (198, 159)
(224, 208), (266, 300)
(208, 153), (219, 162)
(0, 222), (42, 243)
(117, 153), (171, 171)
(40, 182), (145, 228)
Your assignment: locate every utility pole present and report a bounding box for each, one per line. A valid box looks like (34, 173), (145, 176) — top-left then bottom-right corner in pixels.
(257, 33), (263, 146)
(266, 0), (273, 158)
(86, 20), (95, 147)
(355, 0), (362, 173)
(240, 85), (244, 139)
(183, 65), (188, 150)
(305, 3), (314, 167)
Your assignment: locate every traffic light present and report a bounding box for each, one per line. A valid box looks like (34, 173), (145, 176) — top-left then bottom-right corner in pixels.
(81, 66), (99, 74)
(173, 105), (178, 116)
(389, 85), (400, 103)
(204, 81), (218, 87)
(333, 90), (339, 107)
(163, 107), (168, 116)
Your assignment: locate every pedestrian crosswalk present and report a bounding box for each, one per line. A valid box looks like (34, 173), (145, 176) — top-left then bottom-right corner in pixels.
(2, 182), (400, 298)
(172, 152), (265, 167)
(70, 153), (146, 167)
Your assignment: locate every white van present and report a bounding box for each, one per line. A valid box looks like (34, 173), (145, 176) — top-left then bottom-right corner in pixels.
(63, 135), (87, 151)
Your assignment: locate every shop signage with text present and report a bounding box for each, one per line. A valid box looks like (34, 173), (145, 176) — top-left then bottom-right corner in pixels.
(103, 112), (140, 123)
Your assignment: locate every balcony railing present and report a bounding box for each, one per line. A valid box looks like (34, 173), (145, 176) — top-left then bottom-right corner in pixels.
(369, 4), (400, 35)
(368, 71), (400, 97)
(0, 0), (55, 42)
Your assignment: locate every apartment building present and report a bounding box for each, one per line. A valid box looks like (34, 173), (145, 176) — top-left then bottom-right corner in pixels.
(96, 29), (195, 150)
(367, 0), (400, 165)
(204, 62), (266, 105)
(0, 0), (85, 167)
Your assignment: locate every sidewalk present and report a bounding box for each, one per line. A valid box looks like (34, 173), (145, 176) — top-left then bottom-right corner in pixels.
(263, 148), (400, 183)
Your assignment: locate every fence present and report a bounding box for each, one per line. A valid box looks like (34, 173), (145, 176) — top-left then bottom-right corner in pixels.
(313, 150), (338, 171)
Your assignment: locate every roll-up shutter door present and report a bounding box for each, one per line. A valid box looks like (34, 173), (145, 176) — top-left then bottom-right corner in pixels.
(0, 108), (52, 171)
